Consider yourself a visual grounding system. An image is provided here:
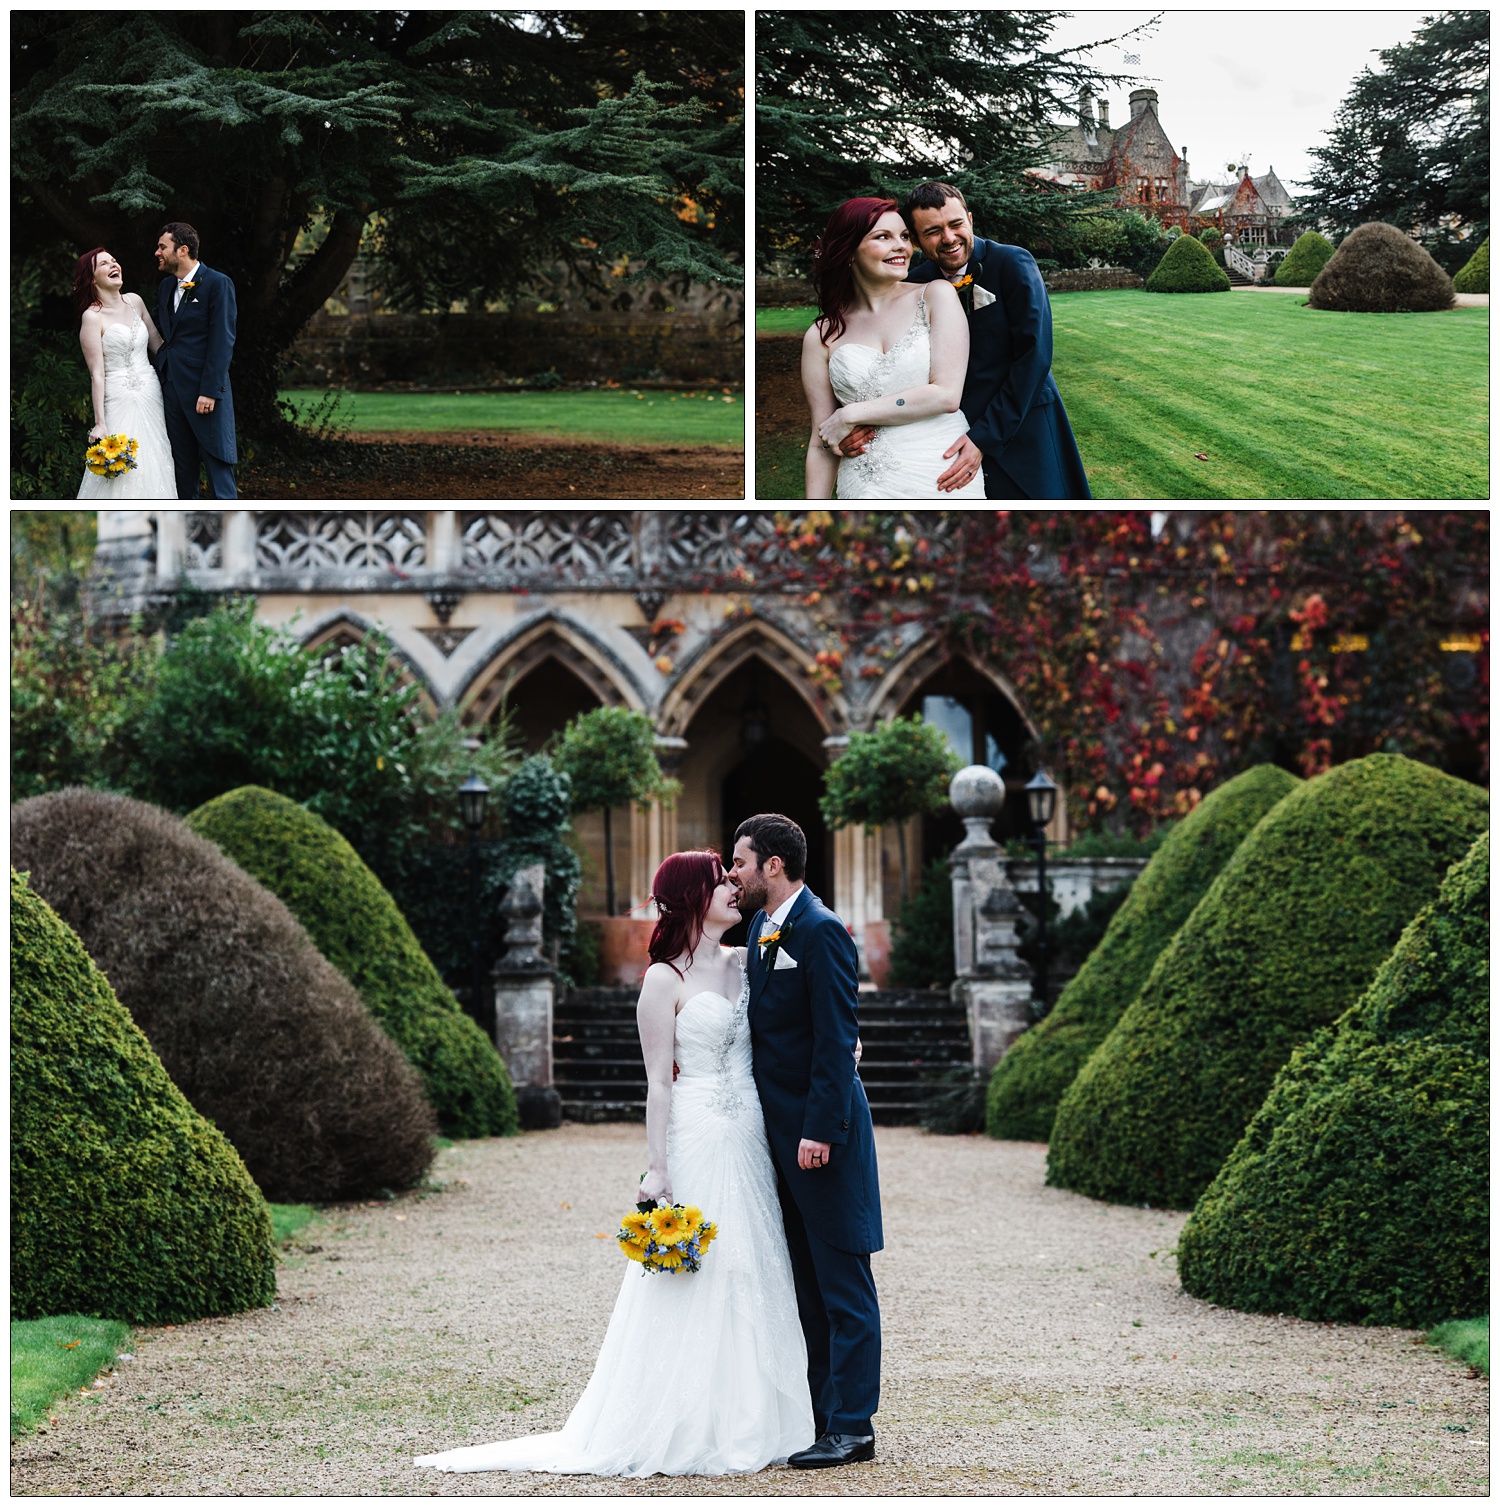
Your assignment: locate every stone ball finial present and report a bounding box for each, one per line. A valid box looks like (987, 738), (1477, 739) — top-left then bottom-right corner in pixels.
(949, 764), (1006, 819)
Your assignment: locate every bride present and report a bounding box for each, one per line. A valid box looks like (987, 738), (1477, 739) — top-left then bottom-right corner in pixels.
(801, 197), (986, 501)
(74, 248), (178, 500)
(415, 851), (816, 1477)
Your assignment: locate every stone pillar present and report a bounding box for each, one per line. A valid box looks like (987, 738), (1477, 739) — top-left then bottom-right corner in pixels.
(428, 510), (459, 573)
(222, 510), (256, 579)
(492, 862), (561, 1129)
(948, 766), (1034, 1074)
(155, 510), (186, 579)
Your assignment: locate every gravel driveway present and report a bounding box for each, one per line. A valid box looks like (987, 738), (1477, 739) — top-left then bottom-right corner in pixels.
(12, 1124), (1488, 1495)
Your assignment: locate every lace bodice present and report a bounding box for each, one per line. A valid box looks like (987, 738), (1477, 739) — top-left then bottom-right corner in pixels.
(827, 291), (930, 406)
(100, 314), (155, 394)
(674, 966), (752, 1118)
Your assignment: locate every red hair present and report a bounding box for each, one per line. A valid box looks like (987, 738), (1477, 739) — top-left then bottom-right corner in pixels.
(73, 248), (110, 320)
(648, 850), (723, 978)
(811, 197), (901, 345)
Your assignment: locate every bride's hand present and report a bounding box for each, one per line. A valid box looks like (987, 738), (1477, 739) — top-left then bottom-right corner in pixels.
(638, 1168), (672, 1205)
(817, 409), (855, 452)
(88, 423), (105, 443)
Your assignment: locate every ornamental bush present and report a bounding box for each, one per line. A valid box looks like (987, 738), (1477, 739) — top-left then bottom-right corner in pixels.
(1144, 234), (1231, 293)
(1178, 833), (1488, 1326)
(12, 789), (437, 1203)
(12, 870), (276, 1324)
(988, 765), (1299, 1142)
(1308, 221), (1455, 312)
(187, 787), (518, 1139)
(1274, 230), (1335, 286)
(1046, 754), (1487, 1209)
(1452, 235), (1489, 293)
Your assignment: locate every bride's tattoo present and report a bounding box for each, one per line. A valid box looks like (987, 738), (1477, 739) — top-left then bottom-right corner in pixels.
(895, 398), (905, 406)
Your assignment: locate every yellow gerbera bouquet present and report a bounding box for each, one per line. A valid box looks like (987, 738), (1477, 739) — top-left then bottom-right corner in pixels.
(618, 1199), (717, 1275)
(85, 433), (140, 479)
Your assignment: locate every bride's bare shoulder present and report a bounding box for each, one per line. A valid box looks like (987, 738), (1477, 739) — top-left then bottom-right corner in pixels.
(123, 291), (148, 311)
(802, 318), (832, 354)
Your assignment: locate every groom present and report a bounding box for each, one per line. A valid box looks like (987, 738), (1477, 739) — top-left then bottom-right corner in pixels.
(153, 221), (239, 499)
(730, 814), (882, 1470)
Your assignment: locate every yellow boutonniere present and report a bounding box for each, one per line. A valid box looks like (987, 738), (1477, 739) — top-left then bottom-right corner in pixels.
(952, 275), (974, 289)
(180, 280), (197, 291)
(758, 927), (782, 947)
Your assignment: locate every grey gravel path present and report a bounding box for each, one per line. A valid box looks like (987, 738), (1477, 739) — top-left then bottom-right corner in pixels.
(11, 1124), (1488, 1496)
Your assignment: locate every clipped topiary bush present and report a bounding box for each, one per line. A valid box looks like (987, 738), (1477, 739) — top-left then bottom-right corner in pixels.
(188, 787), (518, 1139)
(1274, 230), (1335, 286)
(1309, 221), (1456, 312)
(12, 789), (437, 1203)
(1178, 833), (1488, 1326)
(1452, 235), (1489, 294)
(1047, 754), (1487, 1209)
(1144, 233), (1231, 293)
(12, 869), (276, 1323)
(987, 765), (1300, 1142)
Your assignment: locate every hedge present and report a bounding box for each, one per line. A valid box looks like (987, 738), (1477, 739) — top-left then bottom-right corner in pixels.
(12, 789), (437, 1203)
(1178, 833), (1488, 1326)
(1452, 236), (1488, 294)
(12, 869), (276, 1324)
(1309, 221), (1455, 312)
(987, 765), (1299, 1142)
(1146, 234), (1230, 293)
(1274, 230), (1335, 286)
(1046, 754), (1487, 1209)
(188, 787), (518, 1138)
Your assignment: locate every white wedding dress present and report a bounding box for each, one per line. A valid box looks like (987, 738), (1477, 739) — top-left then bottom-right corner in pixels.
(414, 965), (814, 1477)
(830, 289), (987, 500)
(76, 311), (179, 501)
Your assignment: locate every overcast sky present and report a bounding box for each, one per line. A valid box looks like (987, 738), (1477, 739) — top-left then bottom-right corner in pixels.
(1043, 11), (1430, 191)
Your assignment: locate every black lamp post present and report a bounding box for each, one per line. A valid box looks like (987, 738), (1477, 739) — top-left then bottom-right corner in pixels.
(1024, 769), (1059, 1011)
(459, 767), (491, 1033)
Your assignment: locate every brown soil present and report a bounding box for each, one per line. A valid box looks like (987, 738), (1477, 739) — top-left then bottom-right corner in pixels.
(756, 333), (806, 441)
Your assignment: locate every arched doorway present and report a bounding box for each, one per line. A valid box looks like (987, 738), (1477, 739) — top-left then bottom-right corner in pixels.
(499, 657), (603, 754)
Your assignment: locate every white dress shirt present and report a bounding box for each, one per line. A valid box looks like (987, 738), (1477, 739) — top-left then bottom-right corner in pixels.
(758, 884), (805, 954)
(173, 259), (202, 312)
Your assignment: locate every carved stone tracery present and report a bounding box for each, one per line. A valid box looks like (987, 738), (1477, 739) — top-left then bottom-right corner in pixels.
(256, 512), (426, 570)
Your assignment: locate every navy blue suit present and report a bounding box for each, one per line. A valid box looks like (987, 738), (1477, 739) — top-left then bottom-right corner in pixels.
(154, 263), (238, 498)
(748, 886), (882, 1436)
(910, 236), (1091, 499)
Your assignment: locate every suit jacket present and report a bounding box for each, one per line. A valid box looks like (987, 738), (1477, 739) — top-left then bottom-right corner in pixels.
(747, 886), (883, 1255)
(155, 264), (238, 463)
(910, 236), (1090, 499)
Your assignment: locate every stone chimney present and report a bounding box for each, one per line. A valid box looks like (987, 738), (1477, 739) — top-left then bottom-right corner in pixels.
(1129, 87), (1159, 120)
(1077, 88), (1095, 127)
(1098, 98), (1110, 128)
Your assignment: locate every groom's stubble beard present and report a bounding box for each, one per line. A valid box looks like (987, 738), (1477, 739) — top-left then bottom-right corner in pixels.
(736, 866), (770, 918)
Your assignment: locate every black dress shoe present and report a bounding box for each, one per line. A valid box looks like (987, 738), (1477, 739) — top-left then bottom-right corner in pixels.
(788, 1432), (876, 1469)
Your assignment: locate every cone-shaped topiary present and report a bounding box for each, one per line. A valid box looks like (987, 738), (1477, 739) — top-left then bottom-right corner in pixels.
(188, 787), (517, 1139)
(1274, 230), (1335, 286)
(1308, 222), (1455, 312)
(12, 789), (438, 1203)
(1047, 754), (1487, 1209)
(1178, 833), (1488, 1326)
(1144, 234), (1231, 293)
(12, 869), (277, 1323)
(1452, 235), (1488, 294)
(987, 765), (1299, 1142)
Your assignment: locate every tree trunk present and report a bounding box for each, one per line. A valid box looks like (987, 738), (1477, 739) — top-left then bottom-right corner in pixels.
(603, 805), (616, 918)
(896, 821), (909, 911)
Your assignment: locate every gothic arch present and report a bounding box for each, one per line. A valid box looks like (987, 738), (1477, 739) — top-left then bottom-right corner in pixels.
(297, 609), (438, 717)
(865, 638), (1041, 742)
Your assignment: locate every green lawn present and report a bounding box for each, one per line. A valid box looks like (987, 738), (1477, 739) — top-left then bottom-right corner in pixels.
(279, 388), (744, 447)
(1429, 1317), (1488, 1376)
(754, 292), (1488, 498)
(11, 1316), (131, 1439)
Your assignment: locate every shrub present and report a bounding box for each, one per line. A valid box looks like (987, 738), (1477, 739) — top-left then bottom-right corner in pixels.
(1309, 222), (1456, 312)
(11, 869), (276, 1324)
(187, 786), (518, 1139)
(988, 766), (1299, 1142)
(1044, 269), (1144, 293)
(1144, 234), (1231, 293)
(1452, 235), (1489, 294)
(11, 330), (92, 501)
(1046, 754), (1487, 1209)
(1274, 230), (1335, 286)
(1178, 833), (1488, 1327)
(12, 789), (437, 1203)
(889, 857), (955, 988)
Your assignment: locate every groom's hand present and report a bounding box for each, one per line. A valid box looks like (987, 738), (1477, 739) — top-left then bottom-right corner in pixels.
(838, 425), (877, 458)
(196, 396), (216, 415)
(798, 1138), (832, 1171)
(937, 433), (985, 492)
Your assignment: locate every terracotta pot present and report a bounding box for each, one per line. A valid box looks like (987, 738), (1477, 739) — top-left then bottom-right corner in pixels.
(594, 916), (656, 987)
(863, 919), (892, 989)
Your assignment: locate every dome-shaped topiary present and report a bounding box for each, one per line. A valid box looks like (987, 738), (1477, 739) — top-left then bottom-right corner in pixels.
(12, 869), (277, 1324)
(986, 765), (1299, 1142)
(12, 789), (438, 1203)
(1274, 230), (1335, 286)
(1145, 234), (1231, 293)
(188, 787), (518, 1139)
(1046, 754), (1487, 1209)
(1308, 222), (1455, 312)
(1452, 235), (1488, 294)
(1178, 833), (1488, 1326)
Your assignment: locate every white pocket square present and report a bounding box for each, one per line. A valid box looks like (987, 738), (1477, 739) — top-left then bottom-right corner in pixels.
(972, 284), (996, 310)
(772, 950), (799, 970)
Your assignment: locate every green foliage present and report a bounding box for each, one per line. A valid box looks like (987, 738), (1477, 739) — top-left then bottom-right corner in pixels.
(1428, 1317), (1488, 1376)
(1274, 230), (1335, 286)
(1047, 754), (1487, 1209)
(1177, 833), (1488, 1326)
(552, 706), (676, 816)
(187, 786), (518, 1139)
(11, 869), (277, 1326)
(1452, 235), (1489, 294)
(1309, 222), (1455, 313)
(9, 332), (91, 501)
(1144, 234), (1231, 293)
(12, 1315), (132, 1438)
(889, 858), (955, 988)
(989, 766), (1299, 1142)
